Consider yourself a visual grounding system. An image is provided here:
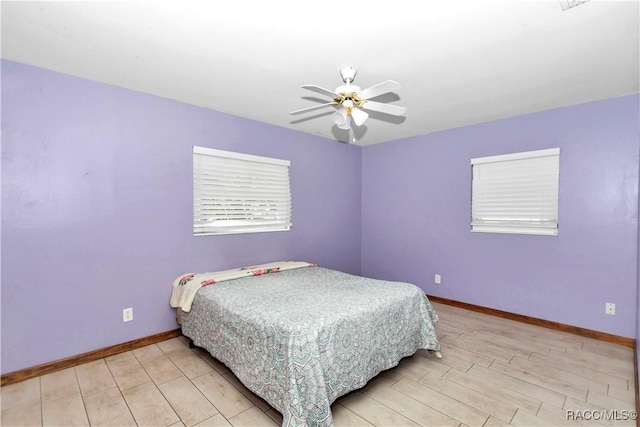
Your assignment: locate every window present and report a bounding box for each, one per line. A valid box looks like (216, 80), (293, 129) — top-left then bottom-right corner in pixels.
(471, 148), (560, 236)
(193, 146), (291, 235)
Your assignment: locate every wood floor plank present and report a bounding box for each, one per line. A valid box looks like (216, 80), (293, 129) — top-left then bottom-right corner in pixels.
(536, 402), (591, 426)
(487, 326), (580, 353)
(159, 377), (219, 426)
(483, 415), (515, 426)
(264, 408), (283, 426)
(437, 342), (495, 368)
(509, 356), (609, 395)
(440, 334), (513, 364)
(555, 349), (634, 379)
(580, 340), (634, 361)
(471, 330), (552, 356)
(391, 377), (490, 426)
(131, 344), (165, 362)
(75, 360), (118, 397)
(443, 368), (542, 415)
(227, 406), (279, 426)
(490, 361), (588, 401)
(436, 323), (467, 338)
(467, 364), (567, 407)
(607, 385), (636, 404)
(191, 371), (254, 420)
(415, 348), (474, 372)
(586, 390), (637, 413)
(528, 352), (630, 390)
(156, 337), (193, 358)
(170, 351), (215, 379)
(417, 372), (518, 423)
(0, 377), (41, 410)
(331, 403), (374, 426)
(339, 392), (422, 427)
(191, 347), (231, 375)
(364, 380), (460, 426)
(1, 401), (42, 427)
(393, 353), (445, 381)
(222, 372), (272, 412)
(42, 392), (89, 427)
(461, 312), (586, 352)
(83, 387), (136, 427)
(121, 381), (179, 426)
(105, 352), (151, 391)
(511, 409), (560, 426)
(40, 367), (80, 403)
(192, 413), (232, 426)
(137, 354), (185, 386)
(437, 312), (493, 334)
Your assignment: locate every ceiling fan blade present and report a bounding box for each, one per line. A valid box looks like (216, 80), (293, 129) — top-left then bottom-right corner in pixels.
(358, 80), (401, 100)
(361, 100), (407, 116)
(351, 107), (369, 126)
(290, 103), (336, 115)
(302, 85), (340, 98)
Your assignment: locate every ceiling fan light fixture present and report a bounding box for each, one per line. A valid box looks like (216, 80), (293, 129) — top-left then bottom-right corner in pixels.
(337, 118), (351, 130)
(351, 107), (369, 126)
(332, 109), (347, 126)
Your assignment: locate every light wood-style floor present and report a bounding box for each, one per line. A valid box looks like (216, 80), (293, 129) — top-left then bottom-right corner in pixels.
(1, 301), (637, 426)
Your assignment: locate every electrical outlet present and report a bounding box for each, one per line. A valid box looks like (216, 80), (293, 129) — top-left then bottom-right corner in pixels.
(605, 303), (616, 316)
(123, 307), (133, 322)
(435, 274), (441, 284)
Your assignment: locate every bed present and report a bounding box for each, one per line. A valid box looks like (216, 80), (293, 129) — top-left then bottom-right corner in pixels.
(171, 261), (441, 427)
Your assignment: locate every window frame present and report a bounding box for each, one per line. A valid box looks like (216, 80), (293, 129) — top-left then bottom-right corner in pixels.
(193, 146), (292, 236)
(470, 148), (560, 236)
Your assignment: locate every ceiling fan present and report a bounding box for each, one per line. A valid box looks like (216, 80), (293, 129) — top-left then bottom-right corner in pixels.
(290, 67), (406, 130)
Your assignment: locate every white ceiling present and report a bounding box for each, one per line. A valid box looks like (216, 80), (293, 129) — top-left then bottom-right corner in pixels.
(2, 0), (639, 146)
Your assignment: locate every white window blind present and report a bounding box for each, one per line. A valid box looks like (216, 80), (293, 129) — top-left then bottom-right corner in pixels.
(471, 148), (560, 236)
(193, 146), (291, 235)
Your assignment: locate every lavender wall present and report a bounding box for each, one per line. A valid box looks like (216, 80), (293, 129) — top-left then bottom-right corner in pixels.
(362, 94), (639, 338)
(1, 60), (362, 374)
(2, 58), (638, 376)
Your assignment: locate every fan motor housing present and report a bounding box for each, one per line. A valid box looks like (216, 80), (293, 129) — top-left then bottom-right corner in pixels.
(339, 67), (357, 83)
(336, 84), (361, 94)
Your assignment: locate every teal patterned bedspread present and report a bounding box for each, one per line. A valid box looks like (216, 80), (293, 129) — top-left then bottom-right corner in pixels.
(181, 266), (440, 427)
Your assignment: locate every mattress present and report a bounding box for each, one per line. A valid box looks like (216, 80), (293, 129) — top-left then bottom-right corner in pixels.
(180, 266), (440, 427)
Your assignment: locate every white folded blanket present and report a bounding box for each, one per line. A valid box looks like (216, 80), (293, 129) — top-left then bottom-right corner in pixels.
(170, 261), (317, 313)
